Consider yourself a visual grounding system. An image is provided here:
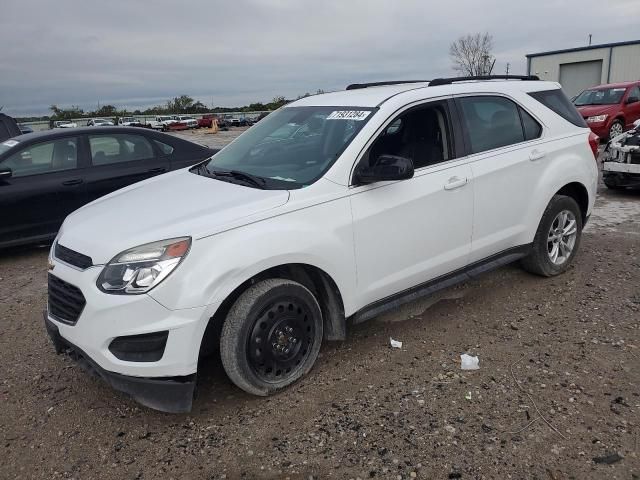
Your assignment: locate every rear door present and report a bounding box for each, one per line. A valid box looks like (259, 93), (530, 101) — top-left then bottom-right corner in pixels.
(455, 95), (545, 261)
(0, 136), (86, 245)
(82, 132), (170, 203)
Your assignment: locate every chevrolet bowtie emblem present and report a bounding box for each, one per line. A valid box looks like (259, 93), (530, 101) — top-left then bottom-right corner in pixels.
(48, 261), (55, 271)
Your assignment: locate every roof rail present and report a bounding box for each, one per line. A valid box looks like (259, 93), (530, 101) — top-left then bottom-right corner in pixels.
(428, 75), (540, 86)
(346, 80), (430, 90)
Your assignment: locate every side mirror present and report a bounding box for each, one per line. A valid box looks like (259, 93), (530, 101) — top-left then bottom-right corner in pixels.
(0, 168), (12, 180)
(355, 154), (414, 184)
(626, 96), (639, 104)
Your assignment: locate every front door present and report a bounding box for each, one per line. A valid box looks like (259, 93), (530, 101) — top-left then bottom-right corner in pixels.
(350, 100), (474, 308)
(0, 136), (86, 245)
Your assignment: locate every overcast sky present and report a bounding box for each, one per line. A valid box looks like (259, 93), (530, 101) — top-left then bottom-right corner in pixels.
(1, 0), (639, 116)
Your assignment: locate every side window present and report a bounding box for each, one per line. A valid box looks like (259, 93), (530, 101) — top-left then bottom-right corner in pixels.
(628, 86), (640, 102)
(366, 103), (452, 169)
(458, 96), (525, 153)
(89, 134), (155, 166)
(2, 138), (77, 178)
(520, 108), (542, 140)
(153, 140), (174, 155)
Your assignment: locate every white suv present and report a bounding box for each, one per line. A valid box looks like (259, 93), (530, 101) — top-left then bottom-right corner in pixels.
(45, 76), (599, 412)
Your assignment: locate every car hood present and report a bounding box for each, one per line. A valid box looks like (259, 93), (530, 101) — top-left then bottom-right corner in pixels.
(575, 104), (619, 118)
(58, 169), (290, 264)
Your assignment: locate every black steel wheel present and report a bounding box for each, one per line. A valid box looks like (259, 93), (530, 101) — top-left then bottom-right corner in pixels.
(220, 279), (323, 396)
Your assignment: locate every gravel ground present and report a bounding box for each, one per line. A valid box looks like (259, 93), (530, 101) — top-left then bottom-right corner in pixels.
(1, 132), (638, 479)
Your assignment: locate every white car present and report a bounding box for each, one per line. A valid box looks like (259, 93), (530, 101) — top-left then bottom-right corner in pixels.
(45, 76), (598, 412)
(87, 118), (114, 127)
(149, 115), (176, 130)
(53, 120), (77, 128)
(174, 115), (198, 129)
(602, 118), (640, 189)
(117, 117), (139, 126)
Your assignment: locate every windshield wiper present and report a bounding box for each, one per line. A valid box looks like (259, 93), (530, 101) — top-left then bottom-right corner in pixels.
(207, 168), (267, 189)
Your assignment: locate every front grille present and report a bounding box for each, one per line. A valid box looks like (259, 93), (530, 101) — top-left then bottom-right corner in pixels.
(55, 243), (93, 270)
(48, 274), (86, 325)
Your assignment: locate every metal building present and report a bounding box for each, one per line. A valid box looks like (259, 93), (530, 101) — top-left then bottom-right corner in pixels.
(526, 39), (640, 98)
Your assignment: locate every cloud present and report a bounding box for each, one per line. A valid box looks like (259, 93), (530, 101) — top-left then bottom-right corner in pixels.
(1, 0), (638, 116)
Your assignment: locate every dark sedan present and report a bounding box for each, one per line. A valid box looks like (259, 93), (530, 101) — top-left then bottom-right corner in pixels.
(0, 127), (217, 248)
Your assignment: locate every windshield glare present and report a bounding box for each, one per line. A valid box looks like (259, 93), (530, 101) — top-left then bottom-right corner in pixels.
(0, 140), (19, 155)
(574, 87), (627, 106)
(195, 106), (375, 189)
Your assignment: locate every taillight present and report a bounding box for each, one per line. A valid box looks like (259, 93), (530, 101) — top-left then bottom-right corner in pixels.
(588, 131), (599, 160)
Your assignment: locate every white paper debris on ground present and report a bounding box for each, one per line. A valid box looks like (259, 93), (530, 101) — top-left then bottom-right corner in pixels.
(460, 353), (479, 370)
(390, 338), (403, 349)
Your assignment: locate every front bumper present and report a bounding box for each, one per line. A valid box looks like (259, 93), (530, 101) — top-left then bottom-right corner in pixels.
(45, 314), (196, 413)
(603, 161), (640, 187)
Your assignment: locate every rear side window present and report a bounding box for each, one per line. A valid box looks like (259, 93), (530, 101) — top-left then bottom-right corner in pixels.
(89, 134), (155, 166)
(153, 140), (174, 155)
(520, 108), (542, 140)
(457, 96), (525, 153)
(528, 89), (588, 127)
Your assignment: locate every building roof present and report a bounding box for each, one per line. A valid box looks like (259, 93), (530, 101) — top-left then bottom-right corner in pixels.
(526, 39), (640, 58)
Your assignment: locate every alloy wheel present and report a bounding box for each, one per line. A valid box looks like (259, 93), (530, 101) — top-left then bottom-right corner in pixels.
(609, 122), (623, 139)
(547, 210), (577, 265)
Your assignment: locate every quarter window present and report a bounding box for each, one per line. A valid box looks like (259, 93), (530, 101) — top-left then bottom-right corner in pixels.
(520, 108), (542, 140)
(153, 140), (174, 155)
(458, 96), (525, 153)
(2, 138), (77, 177)
(89, 134), (155, 166)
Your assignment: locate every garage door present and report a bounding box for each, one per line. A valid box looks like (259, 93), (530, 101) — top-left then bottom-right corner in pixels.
(559, 60), (603, 98)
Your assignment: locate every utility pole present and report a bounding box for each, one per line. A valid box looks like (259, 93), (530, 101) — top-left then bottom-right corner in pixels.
(505, 63), (510, 75)
(588, 34), (592, 46)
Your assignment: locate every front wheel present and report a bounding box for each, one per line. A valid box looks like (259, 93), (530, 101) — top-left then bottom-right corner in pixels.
(220, 279), (323, 396)
(521, 195), (583, 277)
(608, 120), (624, 140)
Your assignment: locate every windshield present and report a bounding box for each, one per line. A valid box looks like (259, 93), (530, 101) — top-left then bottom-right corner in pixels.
(574, 87), (627, 106)
(192, 106), (375, 189)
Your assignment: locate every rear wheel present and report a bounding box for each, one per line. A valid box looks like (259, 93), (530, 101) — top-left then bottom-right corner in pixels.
(521, 195), (583, 277)
(220, 279), (323, 396)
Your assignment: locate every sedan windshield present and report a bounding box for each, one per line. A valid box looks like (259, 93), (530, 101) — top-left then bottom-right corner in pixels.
(574, 87), (627, 106)
(192, 106), (375, 189)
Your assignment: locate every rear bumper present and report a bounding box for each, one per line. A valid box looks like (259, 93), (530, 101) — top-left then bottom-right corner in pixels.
(45, 313), (196, 413)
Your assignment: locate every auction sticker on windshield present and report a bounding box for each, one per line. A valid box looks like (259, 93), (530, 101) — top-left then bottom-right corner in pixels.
(326, 110), (371, 121)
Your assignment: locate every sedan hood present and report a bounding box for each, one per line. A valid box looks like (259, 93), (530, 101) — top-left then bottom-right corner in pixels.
(59, 169), (290, 264)
(576, 104), (619, 118)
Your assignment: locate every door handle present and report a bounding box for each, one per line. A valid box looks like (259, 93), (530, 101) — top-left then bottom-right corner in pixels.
(62, 179), (83, 186)
(147, 167), (167, 174)
(444, 176), (468, 190)
(529, 149), (546, 161)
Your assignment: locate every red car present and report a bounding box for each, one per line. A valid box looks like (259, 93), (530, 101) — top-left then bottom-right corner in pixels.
(574, 81), (640, 140)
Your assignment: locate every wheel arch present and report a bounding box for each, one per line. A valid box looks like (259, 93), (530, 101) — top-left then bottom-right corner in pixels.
(556, 181), (589, 225)
(199, 263), (346, 358)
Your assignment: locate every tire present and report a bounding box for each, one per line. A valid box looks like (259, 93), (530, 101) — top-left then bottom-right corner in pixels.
(220, 278), (323, 396)
(521, 195), (583, 277)
(608, 120), (624, 140)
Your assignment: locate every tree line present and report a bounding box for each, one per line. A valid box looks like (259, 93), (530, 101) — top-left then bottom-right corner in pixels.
(18, 90), (327, 122)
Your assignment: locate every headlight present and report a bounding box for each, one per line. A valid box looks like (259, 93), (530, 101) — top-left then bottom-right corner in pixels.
(97, 237), (191, 294)
(587, 115), (608, 123)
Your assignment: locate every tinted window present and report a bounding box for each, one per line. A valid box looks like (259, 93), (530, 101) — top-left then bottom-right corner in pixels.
(366, 103), (452, 169)
(89, 134), (154, 166)
(2, 138), (77, 178)
(154, 140), (174, 155)
(458, 96), (524, 154)
(520, 108), (542, 140)
(628, 86), (640, 102)
(529, 89), (588, 127)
